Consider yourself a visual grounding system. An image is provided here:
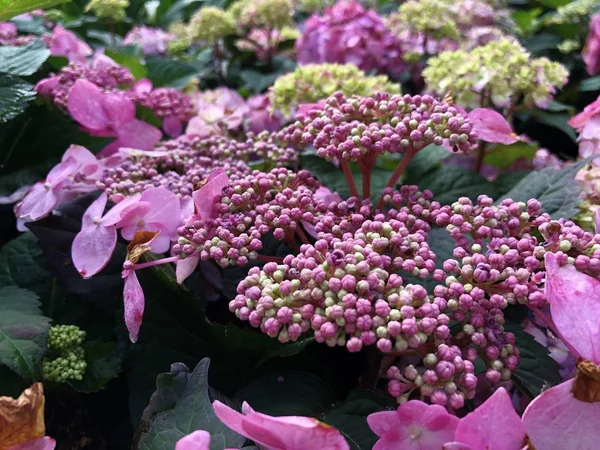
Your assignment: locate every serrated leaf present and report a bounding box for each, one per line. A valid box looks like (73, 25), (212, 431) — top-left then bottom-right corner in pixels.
(234, 370), (337, 417)
(497, 158), (590, 219)
(0, 286), (52, 380)
(69, 341), (122, 393)
(0, 0), (71, 21)
(145, 57), (204, 89)
(137, 358), (246, 450)
(0, 233), (52, 296)
(504, 322), (561, 398)
(0, 74), (36, 123)
(0, 40), (50, 76)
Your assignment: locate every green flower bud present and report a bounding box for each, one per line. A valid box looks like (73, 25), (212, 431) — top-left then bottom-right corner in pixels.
(85, 0), (130, 22)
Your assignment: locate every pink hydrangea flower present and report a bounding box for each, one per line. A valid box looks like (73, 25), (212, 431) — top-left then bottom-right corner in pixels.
(45, 26), (92, 63)
(569, 95), (600, 161)
(367, 400), (459, 450)
(124, 26), (175, 56)
(246, 94), (284, 134)
(187, 88), (249, 137)
(296, 1), (404, 75)
(584, 14), (600, 76)
(176, 431), (211, 450)
(521, 252), (600, 450)
(212, 400), (350, 450)
(467, 108), (519, 145)
(67, 79), (162, 156)
(445, 388), (525, 450)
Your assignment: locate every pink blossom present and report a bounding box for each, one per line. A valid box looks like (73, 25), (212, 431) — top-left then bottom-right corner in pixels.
(367, 400), (459, 450)
(67, 79), (162, 156)
(175, 431), (211, 450)
(187, 88), (249, 137)
(467, 108), (519, 145)
(124, 26), (175, 56)
(8, 437), (56, 450)
(446, 388), (525, 450)
(296, 1), (404, 75)
(45, 26), (92, 63)
(15, 145), (102, 222)
(246, 94), (284, 134)
(212, 400), (350, 450)
(584, 14), (600, 76)
(569, 95), (600, 161)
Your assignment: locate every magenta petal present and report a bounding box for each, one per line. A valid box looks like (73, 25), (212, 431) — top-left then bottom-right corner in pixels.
(132, 78), (153, 95)
(175, 431), (211, 450)
(163, 116), (183, 138)
(176, 255), (200, 284)
(46, 157), (78, 187)
(453, 388), (525, 450)
(72, 222), (117, 278)
(35, 77), (58, 97)
(523, 379), (600, 450)
(468, 108), (519, 145)
(443, 443), (474, 450)
(9, 437), (57, 450)
(67, 79), (110, 131)
(213, 401), (247, 438)
(62, 144), (98, 170)
(81, 193), (108, 227)
(116, 120), (162, 150)
(140, 187), (181, 235)
(193, 169), (228, 221)
(123, 270), (145, 343)
(545, 252), (600, 362)
(15, 182), (59, 221)
(98, 139), (124, 157)
(101, 195), (141, 226)
(102, 91), (136, 128)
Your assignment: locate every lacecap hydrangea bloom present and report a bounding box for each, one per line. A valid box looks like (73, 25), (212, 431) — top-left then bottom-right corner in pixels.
(270, 63), (400, 115)
(423, 38), (569, 109)
(188, 6), (235, 45)
(295, 1), (404, 75)
(123, 26), (175, 56)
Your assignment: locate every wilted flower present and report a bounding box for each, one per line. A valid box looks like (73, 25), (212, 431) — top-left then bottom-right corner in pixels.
(124, 26), (175, 55)
(296, 1), (404, 75)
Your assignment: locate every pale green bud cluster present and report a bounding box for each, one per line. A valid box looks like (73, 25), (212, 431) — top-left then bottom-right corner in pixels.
(423, 38), (569, 109)
(43, 325), (87, 383)
(271, 63), (400, 115)
(557, 39), (580, 54)
(390, 0), (460, 41)
(229, 0), (295, 30)
(189, 7), (236, 44)
(549, 0), (599, 24)
(85, 0), (130, 22)
(299, 0), (335, 13)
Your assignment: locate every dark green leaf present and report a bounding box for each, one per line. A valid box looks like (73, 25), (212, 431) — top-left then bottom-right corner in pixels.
(0, 40), (50, 76)
(0, 364), (28, 397)
(158, 0), (202, 26)
(483, 141), (538, 169)
(512, 9), (542, 35)
(105, 49), (147, 80)
(498, 158), (590, 219)
(580, 76), (600, 92)
(403, 144), (449, 182)
(69, 341), (122, 393)
(255, 337), (315, 367)
(529, 109), (576, 141)
(0, 233), (52, 296)
(323, 390), (396, 450)
(0, 74), (35, 123)
(137, 358), (246, 450)
(0, 0), (71, 21)
(504, 322), (561, 398)
(0, 286), (52, 380)
(146, 57), (204, 89)
(234, 370), (337, 416)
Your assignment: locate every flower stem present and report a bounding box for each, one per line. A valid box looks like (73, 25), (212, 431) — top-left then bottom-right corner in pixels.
(134, 255), (179, 270)
(474, 141), (488, 174)
(256, 255), (285, 263)
(376, 149), (417, 210)
(340, 159), (360, 199)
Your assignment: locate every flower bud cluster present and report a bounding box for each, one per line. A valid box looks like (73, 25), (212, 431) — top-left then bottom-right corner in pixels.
(229, 0), (295, 31)
(0, 22), (37, 46)
(423, 38), (569, 109)
(188, 7), (236, 44)
(229, 230), (449, 352)
(175, 169), (321, 267)
(279, 92), (477, 162)
(43, 325), (87, 383)
(137, 87), (196, 123)
(85, 0), (130, 22)
(270, 63), (399, 115)
(549, 0), (598, 25)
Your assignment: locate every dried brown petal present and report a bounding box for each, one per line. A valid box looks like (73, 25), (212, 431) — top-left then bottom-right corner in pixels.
(127, 230), (160, 263)
(0, 383), (45, 450)
(572, 360), (600, 403)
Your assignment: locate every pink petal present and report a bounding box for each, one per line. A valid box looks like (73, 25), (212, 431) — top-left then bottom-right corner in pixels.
(163, 116), (183, 138)
(132, 78), (153, 95)
(443, 444), (474, 450)
(67, 79), (110, 131)
(545, 252), (600, 362)
(193, 169), (228, 221)
(175, 431), (211, 450)
(213, 400), (247, 438)
(176, 254), (199, 284)
(46, 157), (78, 187)
(523, 379), (600, 450)
(62, 144), (100, 176)
(186, 116), (218, 137)
(35, 77), (58, 97)
(123, 270), (145, 343)
(15, 182), (59, 221)
(98, 139), (124, 158)
(468, 108), (519, 145)
(453, 388), (525, 450)
(102, 91), (136, 128)
(139, 187), (182, 235)
(8, 437), (56, 450)
(82, 193), (108, 227)
(101, 195), (142, 226)
(116, 119), (162, 150)
(595, 209), (600, 234)
(72, 222), (117, 278)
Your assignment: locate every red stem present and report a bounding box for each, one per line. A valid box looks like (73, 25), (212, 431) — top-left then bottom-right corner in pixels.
(376, 149), (417, 210)
(340, 159), (360, 199)
(256, 255), (285, 263)
(134, 255), (179, 270)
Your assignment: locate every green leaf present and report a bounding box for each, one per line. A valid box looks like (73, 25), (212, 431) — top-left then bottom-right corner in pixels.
(498, 158), (590, 219)
(512, 8), (542, 35)
(529, 109), (577, 141)
(0, 364), (28, 397)
(580, 76), (600, 92)
(504, 322), (561, 398)
(0, 233), (52, 296)
(145, 57), (204, 89)
(323, 390), (396, 450)
(403, 144), (449, 182)
(0, 0), (71, 21)
(234, 370), (337, 416)
(105, 49), (147, 80)
(0, 286), (52, 380)
(255, 337), (315, 367)
(0, 74), (36, 123)
(483, 141), (538, 169)
(69, 341), (123, 393)
(538, 0), (570, 7)
(137, 358), (246, 450)
(0, 40), (50, 76)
